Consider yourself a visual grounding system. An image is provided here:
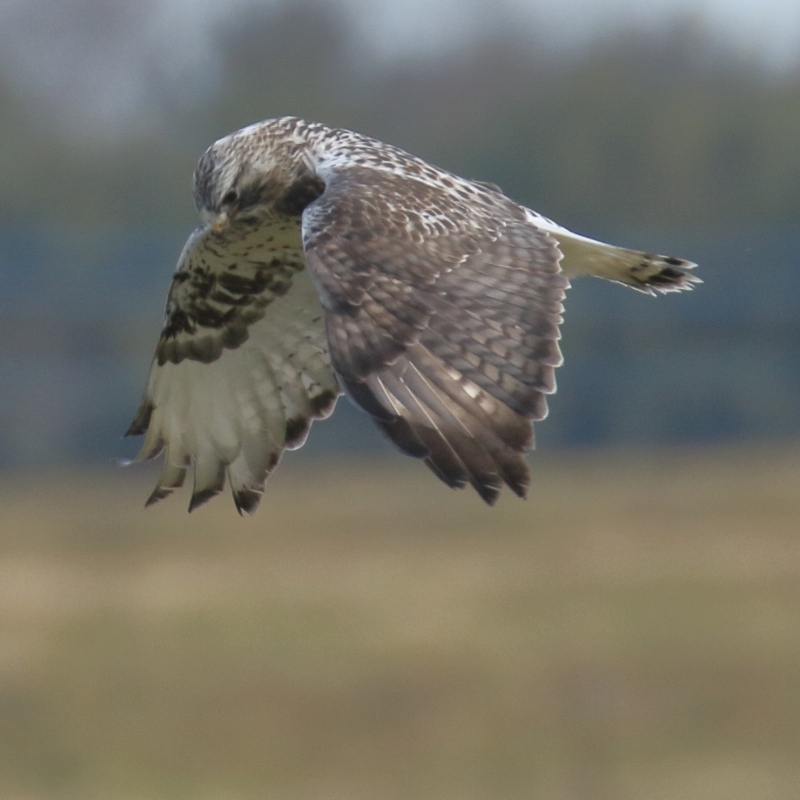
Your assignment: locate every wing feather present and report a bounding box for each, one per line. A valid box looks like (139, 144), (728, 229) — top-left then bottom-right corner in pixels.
(127, 221), (339, 513)
(302, 164), (567, 503)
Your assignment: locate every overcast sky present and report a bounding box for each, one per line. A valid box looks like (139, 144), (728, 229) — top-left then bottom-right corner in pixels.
(2, 0), (799, 136)
(346, 0), (800, 65)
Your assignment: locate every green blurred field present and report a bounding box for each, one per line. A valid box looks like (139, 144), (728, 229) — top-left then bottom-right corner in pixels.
(1, 445), (800, 800)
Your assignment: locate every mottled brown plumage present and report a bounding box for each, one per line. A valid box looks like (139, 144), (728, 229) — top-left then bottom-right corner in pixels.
(127, 117), (699, 512)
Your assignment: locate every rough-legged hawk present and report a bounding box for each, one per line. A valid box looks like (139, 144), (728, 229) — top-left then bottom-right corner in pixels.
(127, 117), (699, 512)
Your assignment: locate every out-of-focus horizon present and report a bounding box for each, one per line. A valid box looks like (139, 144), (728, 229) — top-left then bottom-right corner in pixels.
(2, 0), (800, 469)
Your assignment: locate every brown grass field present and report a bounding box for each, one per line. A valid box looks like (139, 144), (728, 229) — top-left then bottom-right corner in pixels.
(1, 444), (799, 800)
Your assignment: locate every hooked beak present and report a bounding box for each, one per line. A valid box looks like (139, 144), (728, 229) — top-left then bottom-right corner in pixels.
(204, 206), (238, 232)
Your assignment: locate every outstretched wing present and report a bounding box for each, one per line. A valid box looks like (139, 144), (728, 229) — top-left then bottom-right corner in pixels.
(127, 220), (339, 513)
(302, 165), (567, 504)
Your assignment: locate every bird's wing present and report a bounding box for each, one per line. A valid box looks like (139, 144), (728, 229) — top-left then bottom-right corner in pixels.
(302, 165), (568, 504)
(127, 220), (339, 513)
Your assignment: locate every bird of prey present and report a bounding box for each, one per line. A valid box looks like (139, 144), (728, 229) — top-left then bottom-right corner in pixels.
(127, 117), (698, 513)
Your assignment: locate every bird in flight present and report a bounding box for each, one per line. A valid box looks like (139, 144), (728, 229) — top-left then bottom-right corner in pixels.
(127, 117), (699, 512)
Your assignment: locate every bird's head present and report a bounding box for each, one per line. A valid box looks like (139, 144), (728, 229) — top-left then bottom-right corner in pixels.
(192, 119), (318, 232)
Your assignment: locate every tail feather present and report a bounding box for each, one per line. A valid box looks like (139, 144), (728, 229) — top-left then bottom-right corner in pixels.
(612, 250), (700, 295)
(547, 228), (699, 294)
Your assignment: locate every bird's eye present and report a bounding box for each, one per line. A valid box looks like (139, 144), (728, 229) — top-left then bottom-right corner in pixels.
(221, 189), (238, 205)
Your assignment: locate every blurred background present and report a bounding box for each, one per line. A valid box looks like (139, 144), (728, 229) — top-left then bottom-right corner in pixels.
(1, 0), (800, 798)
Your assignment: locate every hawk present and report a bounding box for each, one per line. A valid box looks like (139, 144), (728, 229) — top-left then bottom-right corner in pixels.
(127, 117), (698, 512)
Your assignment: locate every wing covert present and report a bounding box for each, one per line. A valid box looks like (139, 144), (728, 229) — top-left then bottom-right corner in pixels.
(302, 165), (568, 504)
